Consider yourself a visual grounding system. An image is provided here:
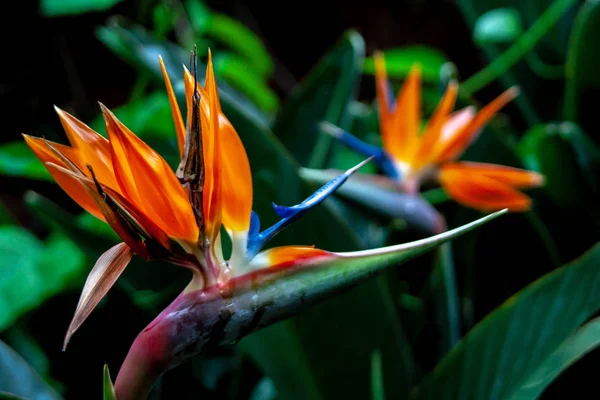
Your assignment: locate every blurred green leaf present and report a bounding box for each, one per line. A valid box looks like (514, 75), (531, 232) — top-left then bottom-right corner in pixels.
(153, 2), (175, 38)
(412, 242), (600, 400)
(371, 349), (385, 400)
(420, 243), (460, 357)
(564, 0), (600, 122)
(273, 30), (365, 168)
(473, 8), (524, 45)
(517, 122), (600, 209)
(0, 340), (62, 400)
(96, 21), (272, 126)
(213, 53), (279, 112)
(0, 142), (51, 181)
(249, 377), (277, 400)
(363, 46), (449, 82)
(0, 201), (14, 225)
(202, 13), (274, 77)
(512, 316), (600, 399)
(0, 393), (28, 399)
(103, 365), (117, 400)
(184, 0), (211, 32)
(0, 226), (85, 330)
(40, 0), (122, 16)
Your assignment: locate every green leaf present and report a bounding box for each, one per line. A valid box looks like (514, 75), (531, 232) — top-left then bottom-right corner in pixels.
(473, 8), (524, 45)
(272, 30), (365, 168)
(103, 365), (117, 400)
(517, 122), (600, 209)
(564, 0), (600, 122)
(184, 0), (211, 32)
(213, 53), (279, 113)
(363, 46), (449, 82)
(0, 340), (62, 400)
(0, 201), (15, 225)
(40, 0), (123, 16)
(411, 242), (600, 400)
(420, 243), (460, 357)
(371, 349), (385, 400)
(0, 142), (51, 181)
(202, 12), (274, 77)
(511, 316), (600, 399)
(0, 226), (86, 330)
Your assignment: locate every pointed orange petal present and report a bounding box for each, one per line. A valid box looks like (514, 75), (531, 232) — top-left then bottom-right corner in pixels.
(439, 164), (533, 212)
(374, 51), (392, 144)
(388, 64), (422, 161)
(23, 135), (105, 220)
(443, 162), (544, 188)
(183, 61), (252, 232)
(159, 56), (186, 158)
(54, 107), (119, 191)
(202, 50), (223, 242)
(439, 107), (476, 143)
(63, 242), (132, 349)
(414, 80), (459, 168)
(436, 87), (520, 163)
(101, 104), (199, 243)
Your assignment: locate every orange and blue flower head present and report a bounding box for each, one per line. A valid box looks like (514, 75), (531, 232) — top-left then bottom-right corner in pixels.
(323, 51), (544, 212)
(23, 50), (371, 349)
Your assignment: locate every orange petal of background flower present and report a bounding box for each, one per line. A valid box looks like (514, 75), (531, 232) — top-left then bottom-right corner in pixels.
(54, 107), (120, 191)
(413, 80), (458, 168)
(443, 162), (544, 188)
(266, 246), (332, 270)
(23, 135), (105, 220)
(388, 64), (422, 161)
(101, 104), (199, 243)
(439, 163), (533, 212)
(436, 87), (520, 163)
(374, 51), (392, 145)
(158, 56), (186, 158)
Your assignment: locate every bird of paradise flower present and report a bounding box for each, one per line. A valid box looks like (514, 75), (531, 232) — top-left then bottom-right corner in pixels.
(23, 49), (505, 399)
(315, 51), (544, 215)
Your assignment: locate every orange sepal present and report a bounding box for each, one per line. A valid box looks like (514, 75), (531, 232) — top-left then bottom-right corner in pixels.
(266, 246), (332, 270)
(202, 51), (223, 243)
(413, 80), (459, 168)
(444, 162), (544, 188)
(439, 163), (537, 212)
(388, 64), (422, 161)
(54, 107), (120, 191)
(158, 56), (186, 158)
(23, 135), (105, 220)
(436, 87), (520, 163)
(101, 104), (199, 243)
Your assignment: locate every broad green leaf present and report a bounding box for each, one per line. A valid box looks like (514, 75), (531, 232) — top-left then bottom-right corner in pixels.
(103, 365), (117, 400)
(0, 226), (85, 330)
(564, 0), (600, 123)
(272, 30), (365, 168)
(184, 0), (211, 32)
(363, 46), (449, 82)
(0, 142), (51, 181)
(511, 316), (600, 399)
(202, 12), (274, 77)
(213, 53), (279, 113)
(517, 122), (600, 209)
(473, 8), (524, 45)
(411, 242), (600, 400)
(40, 0), (122, 16)
(0, 340), (61, 400)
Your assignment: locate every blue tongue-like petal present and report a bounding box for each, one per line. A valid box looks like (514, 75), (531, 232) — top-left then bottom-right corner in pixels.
(246, 157), (373, 258)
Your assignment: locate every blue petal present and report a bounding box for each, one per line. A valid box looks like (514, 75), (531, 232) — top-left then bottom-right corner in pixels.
(248, 211), (261, 238)
(319, 122), (401, 180)
(246, 157), (373, 259)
